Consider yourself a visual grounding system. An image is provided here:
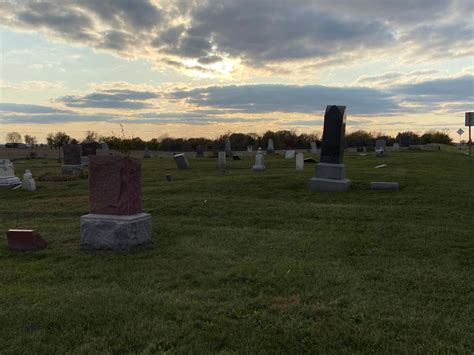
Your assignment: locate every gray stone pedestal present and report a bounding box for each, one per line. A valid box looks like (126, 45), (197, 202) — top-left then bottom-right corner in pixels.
(80, 213), (151, 250)
(0, 176), (21, 187)
(309, 163), (351, 192)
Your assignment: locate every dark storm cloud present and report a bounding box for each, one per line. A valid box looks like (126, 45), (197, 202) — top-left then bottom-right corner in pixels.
(169, 84), (401, 115)
(55, 89), (160, 109)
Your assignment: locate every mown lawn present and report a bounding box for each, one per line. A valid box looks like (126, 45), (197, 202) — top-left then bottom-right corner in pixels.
(0, 150), (473, 353)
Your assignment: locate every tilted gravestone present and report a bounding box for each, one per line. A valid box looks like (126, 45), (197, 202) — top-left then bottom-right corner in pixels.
(80, 155), (151, 250)
(174, 153), (191, 169)
(309, 105), (351, 192)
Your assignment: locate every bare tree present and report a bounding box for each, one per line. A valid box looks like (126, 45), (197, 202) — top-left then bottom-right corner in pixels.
(24, 135), (37, 146)
(84, 130), (100, 143)
(6, 132), (22, 143)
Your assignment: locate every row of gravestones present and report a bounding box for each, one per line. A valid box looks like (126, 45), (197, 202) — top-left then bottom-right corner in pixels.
(0, 159), (36, 191)
(4, 105), (400, 252)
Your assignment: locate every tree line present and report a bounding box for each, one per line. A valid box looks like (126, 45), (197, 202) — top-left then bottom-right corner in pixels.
(5, 129), (452, 151)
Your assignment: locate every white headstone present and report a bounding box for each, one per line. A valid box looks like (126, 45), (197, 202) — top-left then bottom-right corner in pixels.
(225, 137), (231, 152)
(247, 145), (253, 155)
(0, 159), (21, 187)
(285, 150), (295, 159)
(310, 141), (317, 154)
(22, 170), (36, 191)
(393, 143), (400, 151)
(218, 151), (226, 169)
(252, 147), (265, 171)
(296, 153), (304, 171)
(266, 139), (275, 154)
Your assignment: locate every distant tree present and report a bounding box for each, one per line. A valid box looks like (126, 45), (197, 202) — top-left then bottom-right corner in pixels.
(24, 135), (37, 146)
(46, 131), (72, 148)
(396, 131), (421, 145)
(345, 130), (375, 147)
(6, 131), (22, 143)
(421, 130), (452, 145)
(84, 130), (100, 143)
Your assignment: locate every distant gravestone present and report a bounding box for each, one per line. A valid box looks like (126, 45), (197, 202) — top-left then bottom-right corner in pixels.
(400, 135), (410, 148)
(218, 151), (226, 169)
(247, 145), (253, 155)
(310, 141), (317, 154)
(195, 145), (205, 158)
(144, 146), (151, 159)
(225, 137), (232, 155)
(252, 148), (265, 171)
(370, 182), (400, 190)
(0, 159), (21, 187)
(22, 170), (36, 191)
(80, 155), (151, 250)
(81, 141), (96, 166)
(309, 105), (351, 192)
(174, 153), (191, 169)
(266, 139), (275, 155)
(393, 143), (400, 151)
(62, 144), (84, 175)
(285, 150), (295, 159)
(296, 153), (304, 171)
(375, 139), (386, 157)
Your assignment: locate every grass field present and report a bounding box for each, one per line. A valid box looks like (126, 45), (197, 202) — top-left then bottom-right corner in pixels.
(1, 150), (473, 353)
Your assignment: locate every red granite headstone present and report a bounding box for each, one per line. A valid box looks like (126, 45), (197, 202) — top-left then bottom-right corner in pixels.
(89, 155), (142, 215)
(7, 229), (48, 251)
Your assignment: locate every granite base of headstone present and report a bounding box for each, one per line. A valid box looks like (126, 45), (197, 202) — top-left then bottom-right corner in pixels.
(309, 105), (351, 192)
(0, 159), (21, 187)
(174, 153), (191, 169)
(80, 155), (151, 250)
(22, 170), (36, 191)
(7, 229), (47, 251)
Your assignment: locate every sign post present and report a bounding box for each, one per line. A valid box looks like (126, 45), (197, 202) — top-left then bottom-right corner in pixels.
(466, 112), (473, 157)
(457, 128), (464, 149)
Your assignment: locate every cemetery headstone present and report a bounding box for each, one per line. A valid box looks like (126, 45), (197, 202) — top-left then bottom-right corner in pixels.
(81, 141), (96, 166)
(400, 135), (410, 148)
(0, 159), (21, 187)
(6, 229), (47, 251)
(370, 181), (400, 190)
(247, 145), (253, 155)
(218, 151), (227, 169)
(266, 139), (275, 155)
(174, 153), (191, 169)
(62, 144), (84, 175)
(310, 141), (318, 154)
(375, 139), (386, 157)
(225, 137), (232, 156)
(309, 105), (351, 192)
(393, 143), (400, 151)
(80, 155), (151, 250)
(144, 146), (151, 159)
(252, 147), (265, 171)
(296, 153), (304, 171)
(22, 170), (36, 191)
(195, 145), (205, 158)
(285, 150), (295, 159)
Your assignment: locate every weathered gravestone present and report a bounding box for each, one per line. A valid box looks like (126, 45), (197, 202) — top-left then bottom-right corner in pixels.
(174, 153), (191, 169)
(22, 170), (36, 191)
(308, 105), (351, 192)
(81, 141), (96, 166)
(296, 153), (304, 171)
(195, 145), (205, 158)
(144, 146), (151, 159)
(218, 151), (226, 169)
(267, 139), (275, 155)
(310, 141), (318, 154)
(7, 229), (47, 251)
(370, 181), (400, 190)
(400, 135), (410, 148)
(285, 150), (295, 159)
(375, 139), (386, 157)
(62, 144), (84, 175)
(393, 143), (400, 151)
(80, 155), (151, 250)
(225, 137), (232, 156)
(252, 148), (265, 171)
(0, 159), (21, 187)
(247, 145), (253, 155)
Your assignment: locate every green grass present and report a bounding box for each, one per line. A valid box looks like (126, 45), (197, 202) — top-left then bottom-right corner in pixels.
(1, 150), (473, 353)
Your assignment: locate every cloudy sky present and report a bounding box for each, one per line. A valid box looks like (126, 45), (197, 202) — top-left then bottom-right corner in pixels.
(1, 0), (473, 142)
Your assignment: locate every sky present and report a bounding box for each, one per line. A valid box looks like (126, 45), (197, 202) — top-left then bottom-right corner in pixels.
(0, 0), (473, 143)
